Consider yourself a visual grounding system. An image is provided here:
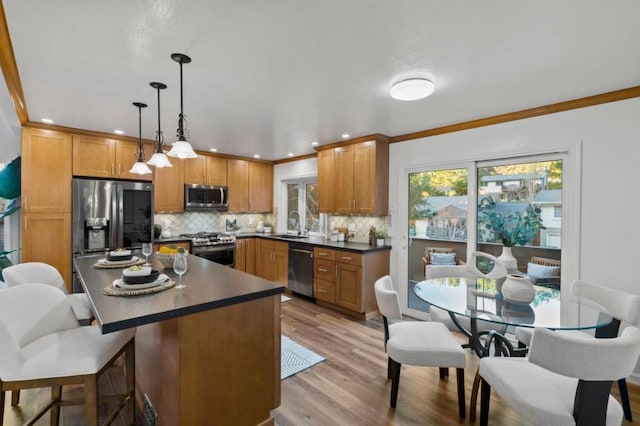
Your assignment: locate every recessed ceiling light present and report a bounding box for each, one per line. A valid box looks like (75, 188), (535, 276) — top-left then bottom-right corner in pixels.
(253, 154), (261, 159)
(310, 141), (318, 146)
(390, 78), (435, 101)
(114, 130), (124, 135)
(41, 118), (54, 124)
(287, 153), (294, 157)
(341, 133), (350, 139)
(209, 148), (218, 152)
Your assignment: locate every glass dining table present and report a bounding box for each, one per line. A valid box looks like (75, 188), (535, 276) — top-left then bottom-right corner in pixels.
(414, 276), (612, 357)
(414, 276), (613, 421)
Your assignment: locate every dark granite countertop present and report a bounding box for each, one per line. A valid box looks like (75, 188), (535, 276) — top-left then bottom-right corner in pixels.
(236, 233), (391, 253)
(74, 252), (284, 334)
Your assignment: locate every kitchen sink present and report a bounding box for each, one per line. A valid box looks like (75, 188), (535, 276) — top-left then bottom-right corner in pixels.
(270, 234), (308, 239)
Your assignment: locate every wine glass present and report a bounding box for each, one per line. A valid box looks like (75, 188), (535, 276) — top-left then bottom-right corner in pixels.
(173, 252), (188, 289)
(141, 243), (153, 266)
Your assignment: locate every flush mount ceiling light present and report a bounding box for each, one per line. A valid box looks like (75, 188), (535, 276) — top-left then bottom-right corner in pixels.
(129, 102), (153, 175)
(390, 78), (435, 101)
(167, 53), (198, 159)
(146, 82), (173, 168)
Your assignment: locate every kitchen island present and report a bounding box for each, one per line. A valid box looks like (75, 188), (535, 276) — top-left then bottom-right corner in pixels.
(74, 253), (284, 426)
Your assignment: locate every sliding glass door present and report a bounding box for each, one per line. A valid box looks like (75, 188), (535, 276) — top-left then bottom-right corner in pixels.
(405, 155), (564, 318)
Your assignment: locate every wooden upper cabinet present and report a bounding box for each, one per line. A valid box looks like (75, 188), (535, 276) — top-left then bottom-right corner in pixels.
(227, 159), (273, 213)
(317, 149), (335, 213)
(227, 159), (249, 212)
(317, 135), (389, 216)
(115, 140), (154, 181)
(184, 154), (227, 186)
(248, 162), (273, 213)
(72, 135), (116, 178)
(72, 135), (153, 181)
(154, 159), (185, 212)
(22, 128), (72, 213)
(334, 145), (355, 215)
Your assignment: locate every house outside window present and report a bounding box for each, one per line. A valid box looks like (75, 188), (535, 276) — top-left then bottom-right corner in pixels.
(286, 181), (322, 234)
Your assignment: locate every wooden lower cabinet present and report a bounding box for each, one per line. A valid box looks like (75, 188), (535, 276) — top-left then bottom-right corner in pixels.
(314, 247), (389, 320)
(235, 238), (256, 274)
(255, 239), (288, 286)
(22, 213), (72, 290)
(135, 294), (281, 425)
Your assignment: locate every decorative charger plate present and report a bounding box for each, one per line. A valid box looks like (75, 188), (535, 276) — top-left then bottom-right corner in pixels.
(102, 275), (175, 296)
(93, 256), (144, 269)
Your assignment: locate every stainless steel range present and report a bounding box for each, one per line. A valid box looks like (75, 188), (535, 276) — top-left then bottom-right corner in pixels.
(181, 232), (236, 267)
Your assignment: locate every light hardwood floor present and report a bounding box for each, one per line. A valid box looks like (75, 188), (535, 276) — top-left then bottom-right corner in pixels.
(3, 294), (639, 425)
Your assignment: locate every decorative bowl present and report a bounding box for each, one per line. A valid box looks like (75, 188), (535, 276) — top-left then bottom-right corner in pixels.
(156, 251), (188, 268)
(122, 269), (160, 285)
(122, 266), (152, 277)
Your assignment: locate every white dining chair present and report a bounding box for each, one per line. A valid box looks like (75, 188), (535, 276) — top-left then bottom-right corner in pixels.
(0, 283), (135, 425)
(479, 326), (640, 426)
(515, 279), (640, 421)
(2, 262), (93, 323)
(374, 275), (467, 417)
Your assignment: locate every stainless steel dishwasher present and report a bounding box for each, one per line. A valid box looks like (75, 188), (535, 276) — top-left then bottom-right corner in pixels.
(288, 243), (314, 297)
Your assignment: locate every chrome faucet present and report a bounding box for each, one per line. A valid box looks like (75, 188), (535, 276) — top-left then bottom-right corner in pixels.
(288, 211), (301, 235)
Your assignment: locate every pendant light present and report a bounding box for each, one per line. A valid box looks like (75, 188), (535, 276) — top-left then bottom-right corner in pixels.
(167, 53), (198, 159)
(129, 102), (153, 174)
(146, 82), (173, 168)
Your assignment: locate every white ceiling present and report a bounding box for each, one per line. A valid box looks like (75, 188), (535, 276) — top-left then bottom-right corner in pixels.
(2, 1), (640, 161)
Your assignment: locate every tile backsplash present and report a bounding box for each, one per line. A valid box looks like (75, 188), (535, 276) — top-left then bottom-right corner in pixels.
(328, 215), (389, 243)
(154, 212), (390, 243)
(154, 212), (274, 236)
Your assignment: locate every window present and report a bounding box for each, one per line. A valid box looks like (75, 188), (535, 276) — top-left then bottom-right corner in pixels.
(286, 181), (322, 234)
(406, 158), (564, 315)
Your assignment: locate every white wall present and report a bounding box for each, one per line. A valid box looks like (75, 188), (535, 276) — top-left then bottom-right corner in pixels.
(389, 97), (640, 381)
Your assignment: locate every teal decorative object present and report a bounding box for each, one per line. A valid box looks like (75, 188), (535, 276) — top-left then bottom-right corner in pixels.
(0, 156), (21, 277)
(0, 157), (21, 200)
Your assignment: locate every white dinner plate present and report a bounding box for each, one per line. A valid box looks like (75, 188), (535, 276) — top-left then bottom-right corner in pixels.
(112, 274), (169, 290)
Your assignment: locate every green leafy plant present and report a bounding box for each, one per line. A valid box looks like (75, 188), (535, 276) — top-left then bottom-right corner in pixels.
(0, 157), (21, 278)
(375, 229), (387, 239)
(478, 197), (544, 247)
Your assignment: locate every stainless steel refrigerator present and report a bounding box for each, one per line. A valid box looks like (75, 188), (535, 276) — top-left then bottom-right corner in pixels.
(72, 178), (154, 256)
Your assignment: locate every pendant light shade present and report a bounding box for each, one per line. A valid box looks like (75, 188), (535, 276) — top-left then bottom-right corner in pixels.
(129, 102), (153, 175)
(167, 53), (198, 159)
(146, 82), (173, 168)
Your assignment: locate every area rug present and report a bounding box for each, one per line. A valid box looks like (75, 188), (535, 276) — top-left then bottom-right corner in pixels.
(281, 336), (325, 380)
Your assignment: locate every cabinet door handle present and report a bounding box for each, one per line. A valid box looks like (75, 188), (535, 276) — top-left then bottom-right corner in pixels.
(24, 195), (27, 211)
(318, 252), (327, 256)
(335, 264), (338, 279)
(353, 200), (357, 213)
(24, 217), (27, 230)
(341, 256), (353, 261)
(118, 163), (122, 176)
(318, 268), (328, 272)
(318, 288), (327, 293)
(111, 163), (115, 176)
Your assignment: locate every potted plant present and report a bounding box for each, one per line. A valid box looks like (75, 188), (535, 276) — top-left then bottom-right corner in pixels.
(375, 229), (387, 247)
(478, 197), (544, 272)
(0, 157), (21, 279)
(263, 222), (272, 233)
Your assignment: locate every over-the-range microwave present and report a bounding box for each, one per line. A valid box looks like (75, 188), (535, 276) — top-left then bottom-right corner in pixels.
(184, 184), (229, 211)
